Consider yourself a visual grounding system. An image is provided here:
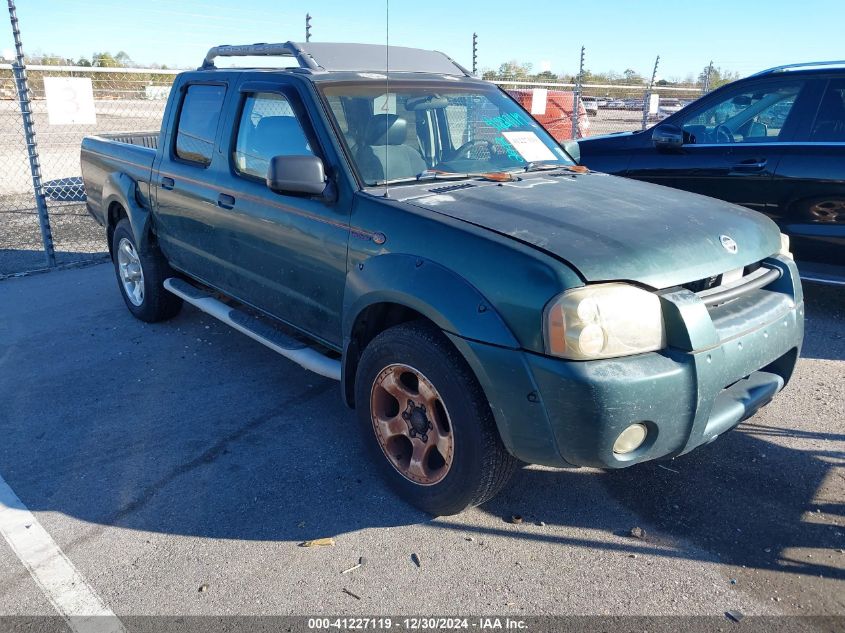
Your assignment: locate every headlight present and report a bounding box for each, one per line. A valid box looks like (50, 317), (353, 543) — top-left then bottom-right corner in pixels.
(544, 283), (666, 360)
(779, 233), (793, 259)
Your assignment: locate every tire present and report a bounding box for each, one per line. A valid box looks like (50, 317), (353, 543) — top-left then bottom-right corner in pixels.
(355, 320), (517, 515)
(111, 218), (182, 322)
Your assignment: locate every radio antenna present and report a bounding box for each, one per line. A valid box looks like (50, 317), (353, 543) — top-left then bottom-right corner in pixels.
(383, 0), (390, 198)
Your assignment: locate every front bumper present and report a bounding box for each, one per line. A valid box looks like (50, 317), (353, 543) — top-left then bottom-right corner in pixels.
(449, 256), (804, 468)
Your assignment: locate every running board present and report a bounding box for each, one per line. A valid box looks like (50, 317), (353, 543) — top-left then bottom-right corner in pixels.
(163, 278), (341, 381)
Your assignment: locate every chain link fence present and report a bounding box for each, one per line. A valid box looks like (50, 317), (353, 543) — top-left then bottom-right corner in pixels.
(0, 64), (179, 277)
(0, 63), (709, 278)
(494, 79), (705, 140)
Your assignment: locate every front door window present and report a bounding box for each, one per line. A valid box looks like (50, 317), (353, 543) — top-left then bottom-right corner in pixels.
(679, 82), (803, 144)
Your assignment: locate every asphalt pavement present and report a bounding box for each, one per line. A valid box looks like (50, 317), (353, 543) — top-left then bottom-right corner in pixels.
(0, 263), (842, 621)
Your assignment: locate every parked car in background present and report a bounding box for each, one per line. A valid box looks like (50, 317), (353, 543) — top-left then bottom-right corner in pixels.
(596, 96), (610, 108)
(581, 96), (599, 116)
(649, 97), (686, 122)
(80, 41), (803, 515)
(578, 61), (845, 284)
(607, 99), (626, 109)
(658, 97), (684, 116)
(508, 88), (590, 140)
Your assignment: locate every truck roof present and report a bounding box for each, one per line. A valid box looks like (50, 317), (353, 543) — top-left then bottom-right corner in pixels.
(200, 41), (473, 78)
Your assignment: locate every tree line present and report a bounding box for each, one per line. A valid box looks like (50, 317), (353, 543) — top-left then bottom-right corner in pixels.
(482, 61), (740, 89)
(18, 51), (170, 69)
(12, 51), (740, 88)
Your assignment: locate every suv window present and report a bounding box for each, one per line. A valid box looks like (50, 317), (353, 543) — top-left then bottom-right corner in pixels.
(175, 84), (226, 165)
(680, 82), (802, 144)
(810, 79), (845, 142)
(233, 92), (314, 179)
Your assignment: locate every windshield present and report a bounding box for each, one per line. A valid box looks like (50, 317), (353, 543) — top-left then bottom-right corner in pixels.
(319, 82), (574, 186)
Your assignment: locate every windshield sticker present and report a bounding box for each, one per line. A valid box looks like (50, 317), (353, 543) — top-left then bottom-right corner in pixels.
(530, 88), (548, 115)
(493, 136), (525, 163)
(373, 93), (397, 115)
(501, 131), (557, 162)
(484, 112), (528, 132)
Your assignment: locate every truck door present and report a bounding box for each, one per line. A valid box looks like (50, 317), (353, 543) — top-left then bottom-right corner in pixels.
(153, 80), (231, 277)
(204, 79), (351, 346)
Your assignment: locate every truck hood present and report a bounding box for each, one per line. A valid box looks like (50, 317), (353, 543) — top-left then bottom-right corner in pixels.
(404, 172), (780, 289)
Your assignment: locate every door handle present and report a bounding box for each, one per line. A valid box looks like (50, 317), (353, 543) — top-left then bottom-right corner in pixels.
(217, 193), (236, 209)
(731, 158), (768, 172)
(160, 176), (175, 190)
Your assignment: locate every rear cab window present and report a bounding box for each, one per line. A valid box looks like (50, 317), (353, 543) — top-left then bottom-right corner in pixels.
(175, 84), (227, 165)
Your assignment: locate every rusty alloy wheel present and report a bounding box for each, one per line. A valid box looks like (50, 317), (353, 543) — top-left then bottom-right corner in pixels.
(369, 363), (454, 486)
(808, 200), (845, 223)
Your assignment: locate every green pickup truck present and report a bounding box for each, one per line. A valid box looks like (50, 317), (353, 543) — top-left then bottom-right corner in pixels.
(80, 42), (804, 515)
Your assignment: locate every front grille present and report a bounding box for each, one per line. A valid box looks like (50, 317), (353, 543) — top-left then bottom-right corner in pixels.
(695, 265), (782, 307)
(682, 261), (764, 294)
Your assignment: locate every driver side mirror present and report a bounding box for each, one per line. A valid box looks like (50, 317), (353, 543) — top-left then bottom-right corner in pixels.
(266, 155), (329, 197)
(652, 124), (684, 150)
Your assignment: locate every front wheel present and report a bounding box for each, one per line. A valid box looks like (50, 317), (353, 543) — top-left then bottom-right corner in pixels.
(355, 321), (517, 515)
(111, 218), (182, 322)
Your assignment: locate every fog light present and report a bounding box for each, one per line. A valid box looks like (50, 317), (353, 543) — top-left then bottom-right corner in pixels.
(613, 423), (648, 455)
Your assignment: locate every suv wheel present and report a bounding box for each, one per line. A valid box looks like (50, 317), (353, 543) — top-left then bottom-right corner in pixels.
(355, 321), (517, 515)
(111, 218), (182, 322)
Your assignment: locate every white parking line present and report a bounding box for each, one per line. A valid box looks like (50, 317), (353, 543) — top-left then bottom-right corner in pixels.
(0, 474), (125, 633)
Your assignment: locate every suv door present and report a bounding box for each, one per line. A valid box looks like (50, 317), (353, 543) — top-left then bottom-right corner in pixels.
(210, 79), (350, 346)
(626, 78), (809, 213)
(770, 76), (845, 271)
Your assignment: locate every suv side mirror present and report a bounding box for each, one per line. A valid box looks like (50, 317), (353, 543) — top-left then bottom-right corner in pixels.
(266, 155), (327, 196)
(652, 124), (684, 150)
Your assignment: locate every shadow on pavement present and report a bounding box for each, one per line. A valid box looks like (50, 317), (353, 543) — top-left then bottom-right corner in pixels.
(799, 283), (844, 362)
(0, 264), (842, 594)
(467, 422), (845, 581)
(0, 248), (108, 277)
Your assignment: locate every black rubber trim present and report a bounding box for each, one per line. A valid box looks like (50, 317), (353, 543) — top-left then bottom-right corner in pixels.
(698, 266), (782, 307)
(229, 310), (307, 350)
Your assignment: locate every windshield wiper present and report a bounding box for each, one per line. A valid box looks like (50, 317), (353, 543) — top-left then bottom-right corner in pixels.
(520, 162), (568, 173)
(372, 169), (518, 186)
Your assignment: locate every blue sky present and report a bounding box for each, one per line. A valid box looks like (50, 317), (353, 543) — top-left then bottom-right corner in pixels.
(2, 0), (843, 79)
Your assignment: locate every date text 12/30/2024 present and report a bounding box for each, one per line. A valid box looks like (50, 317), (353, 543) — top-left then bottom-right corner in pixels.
(307, 618), (528, 630)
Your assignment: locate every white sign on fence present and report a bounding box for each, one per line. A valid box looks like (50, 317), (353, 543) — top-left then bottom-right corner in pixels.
(529, 88), (548, 115)
(648, 93), (660, 115)
(43, 77), (96, 125)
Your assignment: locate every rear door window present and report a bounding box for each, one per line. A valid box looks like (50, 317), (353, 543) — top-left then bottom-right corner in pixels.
(809, 79), (845, 142)
(175, 84), (226, 165)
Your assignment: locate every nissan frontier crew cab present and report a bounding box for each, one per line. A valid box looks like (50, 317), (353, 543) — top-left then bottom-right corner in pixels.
(81, 42), (804, 515)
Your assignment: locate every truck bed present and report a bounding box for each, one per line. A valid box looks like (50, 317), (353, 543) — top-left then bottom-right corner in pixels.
(80, 131), (159, 227)
(99, 131), (160, 149)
